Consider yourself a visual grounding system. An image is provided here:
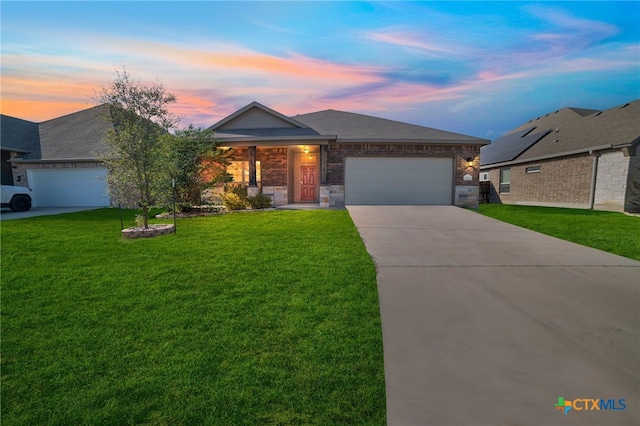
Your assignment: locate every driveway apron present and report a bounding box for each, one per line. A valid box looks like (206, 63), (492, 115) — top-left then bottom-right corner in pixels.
(347, 206), (639, 426)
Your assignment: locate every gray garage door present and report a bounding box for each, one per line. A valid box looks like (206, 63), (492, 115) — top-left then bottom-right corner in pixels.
(27, 168), (110, 207)
(344, 157), (453, 205)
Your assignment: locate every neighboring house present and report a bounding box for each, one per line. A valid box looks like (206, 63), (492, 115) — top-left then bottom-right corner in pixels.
(1, 105), (112, 207)
(210, 102), (488, 208)
(480, 100), (640, 213)
(1, 115), (40, 186)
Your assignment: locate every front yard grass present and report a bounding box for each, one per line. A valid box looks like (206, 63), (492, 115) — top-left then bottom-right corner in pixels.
(1, 209), (385, 425)
(478, 204), (640, 261)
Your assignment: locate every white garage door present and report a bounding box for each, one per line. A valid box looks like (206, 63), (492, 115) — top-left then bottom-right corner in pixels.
(27, 168), (110, 207)
(345, 157), (453, 205)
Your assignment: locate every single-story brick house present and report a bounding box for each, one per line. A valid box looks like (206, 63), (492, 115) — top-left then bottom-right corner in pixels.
(2, 105), (112, 207)
(210, 102), (488, 208)
(480, 100), (640, 213)
(3, 101), (488, 208)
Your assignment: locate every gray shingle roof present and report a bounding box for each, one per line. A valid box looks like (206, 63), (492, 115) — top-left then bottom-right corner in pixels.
(294, 109), (489, 144)
(481, 100), (640, 166)
(38, 104), (113, 159)
(1, 115), (41, 159)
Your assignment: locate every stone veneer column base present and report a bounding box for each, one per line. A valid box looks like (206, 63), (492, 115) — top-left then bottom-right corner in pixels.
(328, 185), (345, 207)
(261, 186), (288, 206)
(319, 185), (330, 208)
(247, 185), (259, 197)
(455, 185), (479, 208)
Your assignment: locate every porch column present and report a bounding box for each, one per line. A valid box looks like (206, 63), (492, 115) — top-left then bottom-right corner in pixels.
(320, 144), (328, 185)
(248, 146), (259, 196)
(319, 144), (330, 208)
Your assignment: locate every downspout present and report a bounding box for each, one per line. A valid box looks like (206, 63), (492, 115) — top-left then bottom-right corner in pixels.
(588, 150), (599, 210)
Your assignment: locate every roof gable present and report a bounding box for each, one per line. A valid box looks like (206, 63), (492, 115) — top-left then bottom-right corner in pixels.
(39, 104), (113, 159)
(210, 101), (309, 131)
(0, 115), (41, 158)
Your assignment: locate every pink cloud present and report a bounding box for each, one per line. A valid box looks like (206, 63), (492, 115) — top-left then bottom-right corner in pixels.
(364, 28), (475, 58)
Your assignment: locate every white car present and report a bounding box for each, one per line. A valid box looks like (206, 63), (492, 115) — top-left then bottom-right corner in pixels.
(1, 185), (33, 212)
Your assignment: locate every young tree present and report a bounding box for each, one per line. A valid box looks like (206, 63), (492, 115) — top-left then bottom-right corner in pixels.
(96, 70), (180, 228)
(162, 126), (230, 211)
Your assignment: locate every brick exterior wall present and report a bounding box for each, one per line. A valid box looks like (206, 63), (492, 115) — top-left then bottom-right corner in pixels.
(327, 143), (480, 186)
(228, 148), (288, 187)
(259, 148), (287, 186)
(227, 143), (482, 207)
(488, 154), (593, 207)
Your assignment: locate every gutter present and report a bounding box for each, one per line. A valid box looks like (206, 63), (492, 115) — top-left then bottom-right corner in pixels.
(335, 138), (490, 145)
(214, 135), (335, 144)
(1, 146), (30, 154)
(9, 157), (100, 164)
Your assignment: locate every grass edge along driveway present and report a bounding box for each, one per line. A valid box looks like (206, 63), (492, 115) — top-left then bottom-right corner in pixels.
(477, 204), (640, 262)
(1, 209), (386, 425)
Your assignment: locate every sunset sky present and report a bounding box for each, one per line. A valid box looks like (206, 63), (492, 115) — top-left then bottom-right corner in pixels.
(1, 1), (638, 138)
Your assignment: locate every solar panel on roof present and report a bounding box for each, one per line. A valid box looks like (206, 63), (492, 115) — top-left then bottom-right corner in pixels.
(481, 127), (551, 166)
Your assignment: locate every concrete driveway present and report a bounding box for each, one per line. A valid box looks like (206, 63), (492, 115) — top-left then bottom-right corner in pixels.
(0, 206), (102, 221)
(347, 206), (639, 426)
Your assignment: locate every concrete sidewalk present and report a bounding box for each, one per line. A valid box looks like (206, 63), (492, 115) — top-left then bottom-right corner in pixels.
(0, 206), (102, 221)
(347, 206), (639, 426)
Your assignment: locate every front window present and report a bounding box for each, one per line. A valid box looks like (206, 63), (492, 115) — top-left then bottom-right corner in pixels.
(228, 161), (261, 184)
(499, 168), (511, 194)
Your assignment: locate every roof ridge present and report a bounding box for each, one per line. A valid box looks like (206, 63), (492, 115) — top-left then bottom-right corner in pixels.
(0, 114), (38, 124)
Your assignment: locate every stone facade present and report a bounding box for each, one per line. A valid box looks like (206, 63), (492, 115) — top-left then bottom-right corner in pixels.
(594, 151), (630, 211)
(262, 186), (288, 205)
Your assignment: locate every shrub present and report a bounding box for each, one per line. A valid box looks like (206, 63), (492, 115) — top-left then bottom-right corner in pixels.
(225, 185), (248, 199)
(220, 191), (248, 210)
(247, 193), (272, 209)
(219, 185), (272, 210)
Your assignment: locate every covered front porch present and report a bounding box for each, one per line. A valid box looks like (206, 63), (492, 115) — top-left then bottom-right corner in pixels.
(221, 143), (331, 207)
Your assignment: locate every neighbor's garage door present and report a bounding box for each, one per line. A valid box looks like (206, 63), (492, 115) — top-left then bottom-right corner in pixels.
(27, 168), (110, 207)
(344, 157), (453, 205)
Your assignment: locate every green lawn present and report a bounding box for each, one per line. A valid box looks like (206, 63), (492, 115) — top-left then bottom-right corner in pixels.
(477, 204), (640, 261)
(1, 209), (386, 425)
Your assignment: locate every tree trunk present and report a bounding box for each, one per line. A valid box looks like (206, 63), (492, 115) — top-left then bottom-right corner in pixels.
(142, 205), (150, 229)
